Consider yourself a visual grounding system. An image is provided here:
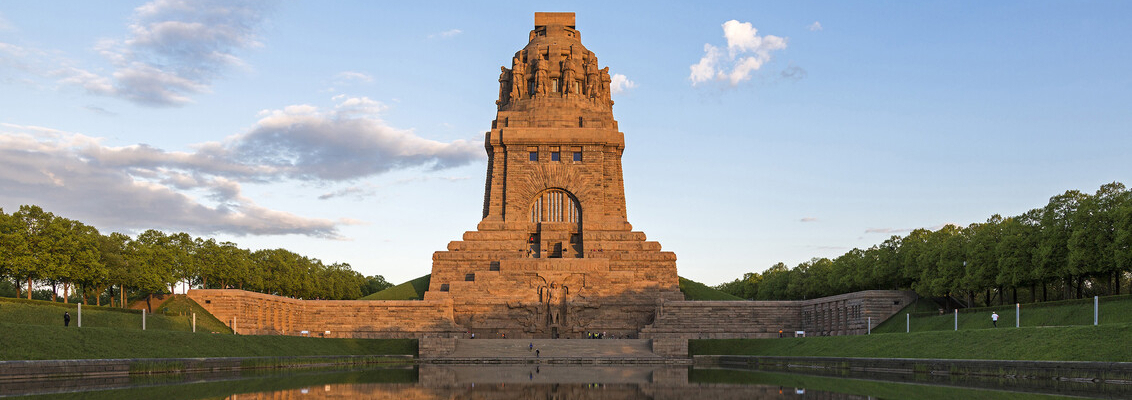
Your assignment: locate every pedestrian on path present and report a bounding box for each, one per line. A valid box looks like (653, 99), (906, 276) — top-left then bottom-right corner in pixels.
(536, 349), (540, 358)
(991, 312), (999, 328)
(63, 312), (71, 327)
(529, 342), (533, 351)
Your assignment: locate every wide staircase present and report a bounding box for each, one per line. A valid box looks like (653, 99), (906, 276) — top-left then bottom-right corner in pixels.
(433, 339), (672, 364)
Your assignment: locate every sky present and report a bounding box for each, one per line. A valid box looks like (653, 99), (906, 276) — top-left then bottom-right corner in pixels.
(1, 1), (1130, 286)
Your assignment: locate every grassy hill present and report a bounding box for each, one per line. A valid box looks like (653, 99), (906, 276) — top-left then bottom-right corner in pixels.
(679, 277), (744, 300)
(360, 274), (431, 300)
(690, 322), (1132, 362)
(873, 294), (1132, 334)
(0, 296), (231, 334)
(0, 322), (415, 360)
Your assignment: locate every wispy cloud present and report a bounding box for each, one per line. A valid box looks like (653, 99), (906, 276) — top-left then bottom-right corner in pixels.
(610, 73), (636, 95)
(690, 20), (788, 86)
(84, 105), (117, 116)
(0, 96), (483, 238)
(807, 21), (823, 31)
(864, 227), (913, 234)
(42, 0), (278, 106)
(780, 65), (807, 81)
(428, 29), (462, 39)
(335, 71), (373, 84)
(800, 217), (818, 222)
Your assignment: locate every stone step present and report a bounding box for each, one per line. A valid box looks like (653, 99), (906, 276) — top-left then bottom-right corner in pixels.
(442, 339), (661, 359)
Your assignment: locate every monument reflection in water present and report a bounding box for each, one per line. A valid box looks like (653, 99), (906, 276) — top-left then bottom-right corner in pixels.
(220, 365), (856, 400)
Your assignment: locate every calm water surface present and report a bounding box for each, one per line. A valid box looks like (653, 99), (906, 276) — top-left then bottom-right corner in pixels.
(1, 364), (1123, 399)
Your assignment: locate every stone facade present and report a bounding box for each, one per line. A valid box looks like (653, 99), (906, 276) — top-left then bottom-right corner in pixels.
(641, 290), (917, 340)
(187, 290), (462, 338)
(423, 12), (683, 339)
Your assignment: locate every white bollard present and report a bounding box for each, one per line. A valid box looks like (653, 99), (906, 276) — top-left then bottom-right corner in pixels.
(906, 313), (910, 333)
(1016, 303), (1020, 328)
(1095, 296), (1099, 326)
(142, 309), (146, 330)
(78, 303), (82, 328)
(867, 317), (872, 335)
(193, 313), (197, 333)
(954, 309), (958, 331)
(233, 316), (237, 334)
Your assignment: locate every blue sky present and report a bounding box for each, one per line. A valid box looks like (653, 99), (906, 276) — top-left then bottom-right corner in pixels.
(1, 1), (1130, 286)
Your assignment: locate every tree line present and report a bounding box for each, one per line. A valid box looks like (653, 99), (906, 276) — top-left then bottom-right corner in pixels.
(0, 205), (393, 307)
(716, 182), (1132, 307)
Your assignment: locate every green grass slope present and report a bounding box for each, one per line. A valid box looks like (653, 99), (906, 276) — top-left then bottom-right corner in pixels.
(0, 296), (230, 333)
(690, 322), (1132, 362)
(679, 277), (745, 300)
(873, 294), (1132, 334)
(0, 322), (416, 360)
(360, 274), (430, 300)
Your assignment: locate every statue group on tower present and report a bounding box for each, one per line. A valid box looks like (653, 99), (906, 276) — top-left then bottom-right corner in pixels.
(496, 49), (613, 108)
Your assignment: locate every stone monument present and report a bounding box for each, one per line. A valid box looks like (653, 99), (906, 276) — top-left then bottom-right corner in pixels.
(423, 12), (684, 339)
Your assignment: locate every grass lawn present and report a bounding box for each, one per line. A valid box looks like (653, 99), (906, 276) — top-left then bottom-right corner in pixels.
(679, 277), (744, 300)
(690, 323), (1132, 362)
(0, 321), (417, 360)
(360, 274), (431, 300)
(872, 294), (1132, 334)
(0, 296), (231, 333)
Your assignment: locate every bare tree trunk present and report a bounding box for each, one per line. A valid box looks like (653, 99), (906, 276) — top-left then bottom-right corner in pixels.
(145, 294), (152, 313)
(27, 276), (32, 300)
(51, 282), (57, 302)
(1042, 281), (1047, 302)
(1012, 287), (1018, 304)
(13, 278), (20, 299)
(120, 283), (126, 308)
(63, 282), (69, 304)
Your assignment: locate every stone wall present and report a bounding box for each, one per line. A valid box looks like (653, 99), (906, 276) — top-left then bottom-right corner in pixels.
(187, 289), (462, 338)
(641, 290), (916, 340)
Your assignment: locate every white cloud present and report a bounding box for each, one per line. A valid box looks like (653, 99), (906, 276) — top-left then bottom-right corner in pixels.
(43, 0), (278, 106)
(610, 73), (636, 95)
(428, 29), (463, 39)
(335, 71), (374, 84)
(800, 217), (818, 222)
(689, 20), (788, 86)
(0, 96), (483, 237)
(808, 21), (823, 31)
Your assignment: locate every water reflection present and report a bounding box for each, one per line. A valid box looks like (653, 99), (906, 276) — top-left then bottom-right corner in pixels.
(2, 364), (1108, 400)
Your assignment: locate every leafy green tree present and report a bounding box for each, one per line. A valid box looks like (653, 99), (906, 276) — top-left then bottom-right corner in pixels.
(1069, 183), (1127, 294)
(1036, 190), (1087, 299)
(996, 211), (1039, 303)
(100, 232), (131, 307)
(361, 274), (394, 297)
(11, 205), (59, 299)
(965, 215), (1003, 306)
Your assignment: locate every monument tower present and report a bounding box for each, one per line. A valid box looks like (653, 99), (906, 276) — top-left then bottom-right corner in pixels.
(423, 12), (683, 338)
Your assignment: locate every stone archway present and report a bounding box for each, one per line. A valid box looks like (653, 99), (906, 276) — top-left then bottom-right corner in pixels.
(528, 188), (582, 258)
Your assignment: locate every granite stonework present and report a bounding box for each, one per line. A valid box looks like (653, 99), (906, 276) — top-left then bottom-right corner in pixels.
(188, 13), (916, 349)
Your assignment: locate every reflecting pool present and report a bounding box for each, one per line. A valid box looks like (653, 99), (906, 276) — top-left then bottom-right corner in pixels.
(2, 364), (1125, 399)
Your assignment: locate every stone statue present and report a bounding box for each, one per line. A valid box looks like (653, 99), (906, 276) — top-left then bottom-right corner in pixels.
(511, 56), (526, 102)
(562, 54), (577, 97)
(584, 56), (599, 98)
(535, 57), (549, 97)
(497, 66), (511, 106)
(598, 67), (612, 106)
(547, 282), (567, 325)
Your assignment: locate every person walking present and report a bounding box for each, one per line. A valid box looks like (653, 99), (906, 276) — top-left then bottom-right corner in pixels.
(991, 312), (999, 328)
(63, 312), (71, 327)
(536, 349), (540, 358)
(529, 342), (533, 352)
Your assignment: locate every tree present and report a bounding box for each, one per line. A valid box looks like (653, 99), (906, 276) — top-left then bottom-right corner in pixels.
(11, 205), (59, 299)
(100, 232), (131, 307)
(1069, 183), (1127, 295)
(965, 215), (1003, 306)
(996, 211), (1039, 303)
(361, 275), (394, 297)
(1036, 190), (1087, 299)
(755, 263), (791, 300)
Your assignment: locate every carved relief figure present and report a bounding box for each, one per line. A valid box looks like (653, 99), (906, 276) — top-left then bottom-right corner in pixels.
(598, 67), (612, 106)
(511, 56), (526, 102)
(497, 66), (511, 106)
(584, 56), (599, 99)
(535, 57), (549, 97)
(562, 54), (577, 98)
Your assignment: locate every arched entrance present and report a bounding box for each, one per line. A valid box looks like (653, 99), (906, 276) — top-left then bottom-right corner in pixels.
(528, 188), (582, 258)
